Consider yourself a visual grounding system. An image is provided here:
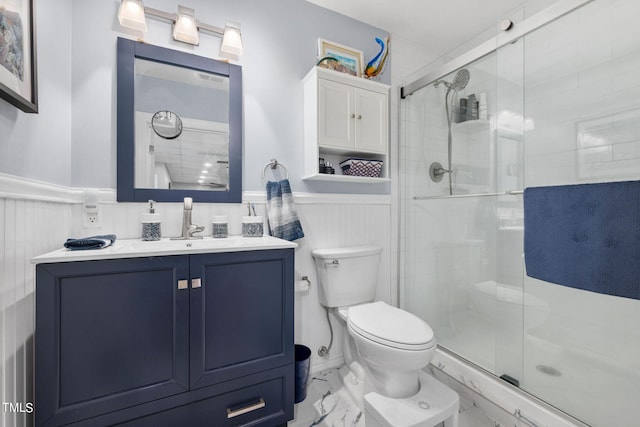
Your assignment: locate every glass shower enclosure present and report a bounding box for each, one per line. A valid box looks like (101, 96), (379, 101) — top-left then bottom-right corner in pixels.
(400, 1), (640, 426)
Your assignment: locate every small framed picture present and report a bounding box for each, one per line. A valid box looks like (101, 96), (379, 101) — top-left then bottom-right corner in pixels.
(317, 39), (364, 77)
(0, 0), (38, 113)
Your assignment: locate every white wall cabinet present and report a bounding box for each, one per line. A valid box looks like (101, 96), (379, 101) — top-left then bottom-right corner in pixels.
(303, 67), (390, 183)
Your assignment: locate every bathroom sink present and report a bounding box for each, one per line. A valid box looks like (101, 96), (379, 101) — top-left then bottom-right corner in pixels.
(124, 236), (259, 250)
(32, 235), (297, 264)
(120, 236), (294, 255)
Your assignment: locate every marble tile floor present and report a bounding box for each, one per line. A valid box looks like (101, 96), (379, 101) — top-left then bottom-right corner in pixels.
(288, 366), (499, 427)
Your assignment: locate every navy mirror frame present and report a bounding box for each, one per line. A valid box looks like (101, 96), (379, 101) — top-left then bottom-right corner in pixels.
(117, 37), (243, 203)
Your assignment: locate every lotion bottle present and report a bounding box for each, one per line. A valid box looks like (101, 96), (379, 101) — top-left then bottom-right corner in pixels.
(141, 200), (161, 241)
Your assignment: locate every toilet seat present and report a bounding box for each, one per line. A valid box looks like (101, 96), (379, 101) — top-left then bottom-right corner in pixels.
(347, 302), (435, 351)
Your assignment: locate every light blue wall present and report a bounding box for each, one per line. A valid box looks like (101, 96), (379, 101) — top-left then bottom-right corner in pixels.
(70, 0), (390, 193)
(0, 0), (73, 185)
(0, 0), (390, 193)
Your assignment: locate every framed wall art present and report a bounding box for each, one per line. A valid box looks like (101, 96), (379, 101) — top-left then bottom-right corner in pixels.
(317, 38), (363, 77)
(0, 0), (38, 113)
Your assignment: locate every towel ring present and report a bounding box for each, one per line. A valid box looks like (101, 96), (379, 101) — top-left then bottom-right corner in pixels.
(263, 159), (288, 181)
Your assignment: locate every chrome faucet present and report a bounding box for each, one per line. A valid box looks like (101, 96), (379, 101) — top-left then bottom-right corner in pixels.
(172, 197), (204, 240)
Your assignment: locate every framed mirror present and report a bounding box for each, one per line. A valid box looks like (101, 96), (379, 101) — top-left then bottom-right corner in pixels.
(117, 38), (242, 202)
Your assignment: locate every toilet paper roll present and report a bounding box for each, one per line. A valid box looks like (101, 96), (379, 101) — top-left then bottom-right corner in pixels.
(295, 280), (310, 293)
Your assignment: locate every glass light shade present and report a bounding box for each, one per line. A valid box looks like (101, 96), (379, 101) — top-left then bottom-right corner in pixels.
(173, 5), (199, 45)
(118, 0), (147, 32)
(221, 22), (243, 56)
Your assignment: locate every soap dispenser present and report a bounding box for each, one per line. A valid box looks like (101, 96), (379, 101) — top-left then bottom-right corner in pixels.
(141, 200), (161, 241)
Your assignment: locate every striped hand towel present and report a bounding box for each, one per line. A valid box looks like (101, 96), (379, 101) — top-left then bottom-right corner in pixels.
(266, 179), (304, 241)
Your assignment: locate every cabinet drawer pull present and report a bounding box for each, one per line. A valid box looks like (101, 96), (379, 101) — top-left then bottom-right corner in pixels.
(226, 397), (265, 419)
(177, 280), (188, 290)
(192, 278), (202, 288)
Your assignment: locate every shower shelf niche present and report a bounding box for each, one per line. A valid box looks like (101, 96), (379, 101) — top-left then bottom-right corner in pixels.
(453, 118), (490, 132)
(453, 118), (524, 142)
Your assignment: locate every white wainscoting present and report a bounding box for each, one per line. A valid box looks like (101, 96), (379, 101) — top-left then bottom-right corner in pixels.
(0, 195), (75, 427)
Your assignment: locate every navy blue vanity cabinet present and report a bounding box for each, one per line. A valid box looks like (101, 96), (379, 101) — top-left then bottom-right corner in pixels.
(36, 256), (191, 426)
(189, 250), (294, 390)
(35, 248), (295, 427)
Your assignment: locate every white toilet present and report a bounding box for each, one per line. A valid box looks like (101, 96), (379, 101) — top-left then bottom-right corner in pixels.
(312, 246), (459, 427)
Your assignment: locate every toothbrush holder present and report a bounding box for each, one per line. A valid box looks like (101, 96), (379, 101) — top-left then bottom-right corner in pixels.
(242, 216), (264, 237)
(212, 215), (228, 238)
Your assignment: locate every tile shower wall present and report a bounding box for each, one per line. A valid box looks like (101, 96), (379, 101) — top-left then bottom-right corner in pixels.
(399, 64), (504, 374)
(524, 0), (640, 187)
(521, 2), (640, 425)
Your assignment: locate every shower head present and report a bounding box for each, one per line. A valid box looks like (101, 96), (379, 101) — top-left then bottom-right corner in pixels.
(452, 68), (470, 90)
(434, 69), (470, 91)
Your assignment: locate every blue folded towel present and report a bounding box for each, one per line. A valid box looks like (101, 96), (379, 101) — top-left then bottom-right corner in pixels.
(524, 181), (640, 300)
(64, 235), (117, 251)
(266, 179), (304, 241)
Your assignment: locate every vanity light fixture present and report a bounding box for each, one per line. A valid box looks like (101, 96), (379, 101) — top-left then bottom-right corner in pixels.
(117, 0), (147, 32)
(117, 0), (243, 56)
(221, 21), (243, 56)
(173, 5), (199, 45)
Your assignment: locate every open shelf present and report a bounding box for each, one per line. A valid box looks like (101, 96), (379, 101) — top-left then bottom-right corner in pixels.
(453, 118), (490, 132)
(303, 174), (390, 183)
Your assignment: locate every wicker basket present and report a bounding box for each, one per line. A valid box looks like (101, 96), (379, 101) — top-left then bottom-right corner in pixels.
(340, 158), (383, 177)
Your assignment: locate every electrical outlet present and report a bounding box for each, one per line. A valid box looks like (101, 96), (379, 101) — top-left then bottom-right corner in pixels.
(82, 189), (101, 228)
(87, 212), (99, 224)
(82, 203), (102, 228)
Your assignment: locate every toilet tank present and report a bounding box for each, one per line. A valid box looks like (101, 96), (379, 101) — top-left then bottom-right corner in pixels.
(311, 246), (383, 308)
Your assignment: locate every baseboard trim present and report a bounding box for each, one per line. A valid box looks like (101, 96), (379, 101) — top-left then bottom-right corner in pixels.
(310, 355), (344, 375)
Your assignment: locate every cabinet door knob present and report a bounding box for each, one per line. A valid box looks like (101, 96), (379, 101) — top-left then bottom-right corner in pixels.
(227, 398), (266, 418)
(177, 280), (188, 290)
(350, 113), (355, 119)
(192, 278), (202, 288)
(357, 114), (362, 120)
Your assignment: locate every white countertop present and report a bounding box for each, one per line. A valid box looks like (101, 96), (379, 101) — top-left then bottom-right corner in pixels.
(32, 236), (297, 264)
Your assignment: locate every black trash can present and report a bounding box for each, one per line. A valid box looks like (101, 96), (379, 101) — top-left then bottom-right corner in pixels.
(294, 345), (311, 403)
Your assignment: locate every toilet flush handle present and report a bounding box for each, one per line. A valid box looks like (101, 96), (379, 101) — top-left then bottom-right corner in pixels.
(324, 259), (339, 267)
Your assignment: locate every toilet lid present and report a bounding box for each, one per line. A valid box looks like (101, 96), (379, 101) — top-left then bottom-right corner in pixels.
(347, 302), (435, 351)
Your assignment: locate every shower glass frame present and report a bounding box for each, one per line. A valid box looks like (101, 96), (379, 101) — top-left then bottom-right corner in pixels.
(400, 1), (640, 426)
